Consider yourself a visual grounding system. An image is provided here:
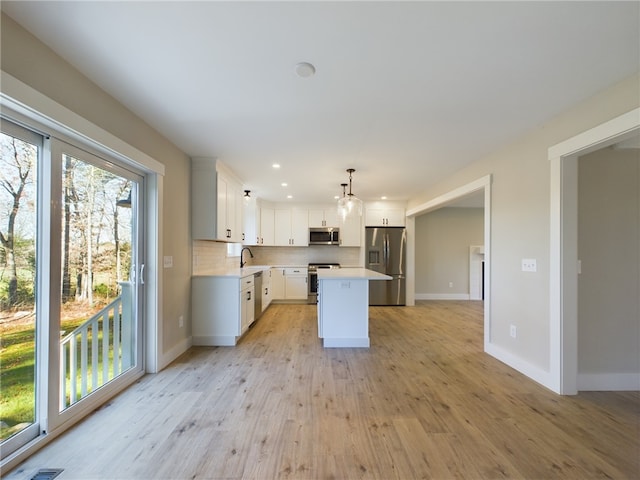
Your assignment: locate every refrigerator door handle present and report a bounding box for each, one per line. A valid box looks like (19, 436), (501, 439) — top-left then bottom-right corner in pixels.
(384, 233), (390, 271)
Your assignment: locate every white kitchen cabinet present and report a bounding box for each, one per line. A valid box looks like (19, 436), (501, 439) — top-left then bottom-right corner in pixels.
(270, 267), (285, 299)
(284, 267), (308, 300)
(270, 267), (307, 301)
(240, 276), (255, 334)
(339, 213), (361, 247)
(261, 268), (272, 311)
(192, 274), (254, 346)
(274, 208), (308, 246)
(309, 208), (340, 228)
(192, 158), (243, 242)
(260, 206), (275, 245)
(243, 198), (258, 245)
(364, 205), (405, 227)
(243, 201), (275, 246)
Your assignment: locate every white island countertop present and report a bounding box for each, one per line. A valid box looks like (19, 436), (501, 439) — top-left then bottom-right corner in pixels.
(317, 267), (391, 281)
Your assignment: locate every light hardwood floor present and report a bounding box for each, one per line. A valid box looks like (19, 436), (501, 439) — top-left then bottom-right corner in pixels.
(8, 301), (639, 479)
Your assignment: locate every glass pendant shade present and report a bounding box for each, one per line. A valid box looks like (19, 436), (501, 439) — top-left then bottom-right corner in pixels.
(337, 170), (362, 220)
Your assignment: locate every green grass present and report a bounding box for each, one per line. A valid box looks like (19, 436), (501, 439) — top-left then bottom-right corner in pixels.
(0, 317), (86, 441)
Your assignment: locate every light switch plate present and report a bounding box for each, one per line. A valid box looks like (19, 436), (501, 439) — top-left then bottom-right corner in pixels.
(522, 258), (537, 272)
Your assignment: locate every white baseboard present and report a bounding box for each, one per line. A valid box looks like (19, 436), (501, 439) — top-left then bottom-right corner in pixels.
(323, 337), (370, 348)
(158, 336), (193, 371)
(192, 335), (237, 347)
(415, 293), (471, 300)
(485, 343), (555, 392)
(577, 372), (640, 391)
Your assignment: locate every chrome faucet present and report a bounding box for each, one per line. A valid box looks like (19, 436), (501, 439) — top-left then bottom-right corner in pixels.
(240, 247), (253, 268)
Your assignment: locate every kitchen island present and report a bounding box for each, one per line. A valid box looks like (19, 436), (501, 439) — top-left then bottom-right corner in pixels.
(317, 268), (392, 347)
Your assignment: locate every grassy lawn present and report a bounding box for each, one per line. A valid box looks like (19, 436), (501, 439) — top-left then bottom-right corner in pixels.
(0, 316), (87, 441)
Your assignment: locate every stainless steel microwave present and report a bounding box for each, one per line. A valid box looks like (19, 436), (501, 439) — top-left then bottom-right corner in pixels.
(309, 227), (340, 245)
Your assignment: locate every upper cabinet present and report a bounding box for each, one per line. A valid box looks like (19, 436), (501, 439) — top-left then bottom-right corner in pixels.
(192, 158), (243, 242)
(309, 208), (340, 228)
(274, 208), (308, 246)
(339, 213), (361, 247)
(243, 200), (275, 246)
(244, 201), (363, 247)
(364, 203), (406, 227)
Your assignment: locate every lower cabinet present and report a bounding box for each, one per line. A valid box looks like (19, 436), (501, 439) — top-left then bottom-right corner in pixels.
(240, 276), (255, 334)
(262, 268), (272, 312)
(270, 267), (308, 301)
(284, 268), (308, 300)
(192, 274), (254, 346)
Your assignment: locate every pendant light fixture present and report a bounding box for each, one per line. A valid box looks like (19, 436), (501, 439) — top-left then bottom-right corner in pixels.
(337, 169), (363, 220)
(337, 183), (348, 220)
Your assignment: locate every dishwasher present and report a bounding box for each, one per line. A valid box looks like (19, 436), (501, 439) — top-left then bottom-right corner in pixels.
(253, 271), (263, 321)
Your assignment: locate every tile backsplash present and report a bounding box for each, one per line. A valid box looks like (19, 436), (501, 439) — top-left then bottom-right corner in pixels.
(192, 241), (361, 274)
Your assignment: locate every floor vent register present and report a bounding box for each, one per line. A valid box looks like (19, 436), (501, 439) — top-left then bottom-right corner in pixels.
(30, 469), (64, 480)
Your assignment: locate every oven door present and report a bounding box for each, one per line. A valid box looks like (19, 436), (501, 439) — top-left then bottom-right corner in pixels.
(308, 270), (318, 303)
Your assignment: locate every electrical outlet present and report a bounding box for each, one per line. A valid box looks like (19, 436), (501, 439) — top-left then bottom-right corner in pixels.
(179, 315), (184, 328)
(164, 255), (173, 268)
(510, 324), (517, 338)
(521, 258), (537, 272)
(448, 282), (453, 288)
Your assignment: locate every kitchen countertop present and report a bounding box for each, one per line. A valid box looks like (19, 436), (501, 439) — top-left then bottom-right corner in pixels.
(317, 267), (392, 281)
(192, 265), (272, 278)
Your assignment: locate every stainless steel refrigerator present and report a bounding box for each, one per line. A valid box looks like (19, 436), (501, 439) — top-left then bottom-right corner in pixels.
(365, 227), (406, 305)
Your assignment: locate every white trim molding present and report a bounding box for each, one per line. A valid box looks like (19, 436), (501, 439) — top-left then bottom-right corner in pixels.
(548, 107), (640, 395)
(415, 293), (471, 301)
(407, 174), (492, 356)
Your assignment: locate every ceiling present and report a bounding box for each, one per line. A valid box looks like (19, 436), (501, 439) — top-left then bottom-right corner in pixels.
(3, 1), (639, 204)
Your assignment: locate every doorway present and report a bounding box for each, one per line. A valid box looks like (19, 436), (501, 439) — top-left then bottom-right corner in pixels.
(549, 107), (640, 394)
(406, 174), (492, 349)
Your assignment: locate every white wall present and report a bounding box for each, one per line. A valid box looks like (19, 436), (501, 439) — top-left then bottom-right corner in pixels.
(577, 147), (639, 388)
(415, 207), (484, 299)
(407, 73), (640, 385)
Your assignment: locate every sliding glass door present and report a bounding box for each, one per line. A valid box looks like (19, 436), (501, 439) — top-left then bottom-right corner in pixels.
(0, 120), (42, 453)
(0, 119), (146, 458)
(55, 142), (143, 413)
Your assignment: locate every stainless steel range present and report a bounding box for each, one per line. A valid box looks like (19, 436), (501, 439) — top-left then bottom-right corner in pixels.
(307, 263), (340, 303)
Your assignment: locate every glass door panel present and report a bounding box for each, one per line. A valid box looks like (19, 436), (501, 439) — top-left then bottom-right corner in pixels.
(0, 122), (41, 451)
(58, 151), (139, 411)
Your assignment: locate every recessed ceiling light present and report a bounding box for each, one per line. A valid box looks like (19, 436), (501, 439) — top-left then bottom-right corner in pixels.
(281, 182), (288, 187)
(381, 196), (388, 200)
(287, 195), (293, 199)
(272, 163), (280, 169)
(295, 62), (316, 78)
(334, 195), (339, 200)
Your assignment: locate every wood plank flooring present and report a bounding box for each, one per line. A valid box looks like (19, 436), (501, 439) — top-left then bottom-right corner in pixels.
(7, 301), (639, 479)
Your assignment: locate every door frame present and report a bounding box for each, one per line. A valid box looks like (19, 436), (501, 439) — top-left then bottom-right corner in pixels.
(548, 107), (639, 394)
(406, 174), (492, 349)
(0, 72), (164, 471)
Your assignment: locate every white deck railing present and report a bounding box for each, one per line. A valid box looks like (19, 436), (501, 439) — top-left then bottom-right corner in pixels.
(59, 282), (133, 410)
